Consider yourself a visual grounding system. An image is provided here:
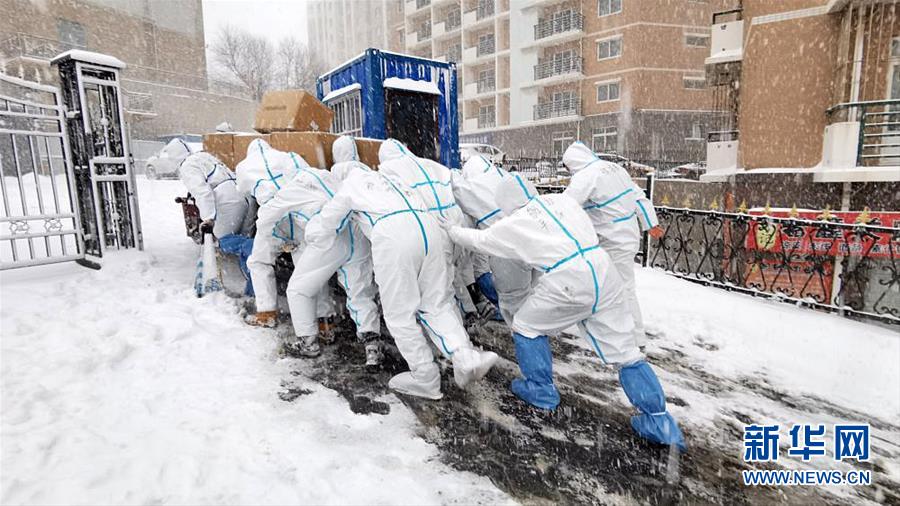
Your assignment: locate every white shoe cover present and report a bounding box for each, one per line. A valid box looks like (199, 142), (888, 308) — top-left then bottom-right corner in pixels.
(452, 348), (500, 388)
(388, 364), (443, 400)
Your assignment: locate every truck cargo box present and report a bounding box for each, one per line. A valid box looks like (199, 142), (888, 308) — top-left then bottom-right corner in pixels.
(316, 48), (459, 169)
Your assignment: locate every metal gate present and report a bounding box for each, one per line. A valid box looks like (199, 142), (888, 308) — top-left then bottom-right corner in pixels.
(0, 73), (84, 270)
(55, 54), (142, 256)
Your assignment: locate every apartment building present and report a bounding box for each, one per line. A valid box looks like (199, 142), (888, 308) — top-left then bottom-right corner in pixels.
(0, 0), (256, 140)
(401, 0), (726, 167)
(704, 0), (900, 184)
(308, 0), (406, 69)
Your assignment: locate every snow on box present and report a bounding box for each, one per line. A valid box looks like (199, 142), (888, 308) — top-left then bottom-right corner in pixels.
(50, 49), (126, 69)
(382, 77), (440, 95)
(321, 82), (362, 103)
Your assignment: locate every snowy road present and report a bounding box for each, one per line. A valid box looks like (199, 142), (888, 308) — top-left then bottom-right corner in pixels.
(2, 177), (898, 505)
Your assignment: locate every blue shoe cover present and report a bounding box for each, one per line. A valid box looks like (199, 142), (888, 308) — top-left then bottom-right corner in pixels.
(619, 360), (686, 452)
(476, 272), (499, 306)
(510, 333), (560, 410)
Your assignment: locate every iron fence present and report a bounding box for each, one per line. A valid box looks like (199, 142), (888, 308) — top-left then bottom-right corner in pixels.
(646, 207), (900, 323)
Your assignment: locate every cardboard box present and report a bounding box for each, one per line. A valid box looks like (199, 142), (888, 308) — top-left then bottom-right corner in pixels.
(254, 90), (334, 134)
(269, 132), (338, 170)
(232, 133), (270, 167)
(355, 138), (382, 169)
(202, 133), (235, 169)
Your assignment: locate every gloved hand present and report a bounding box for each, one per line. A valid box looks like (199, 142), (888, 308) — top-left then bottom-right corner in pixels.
(475, 299), (495, 320)
(648, 226), (664, 239)
(199, 219), (215, 235)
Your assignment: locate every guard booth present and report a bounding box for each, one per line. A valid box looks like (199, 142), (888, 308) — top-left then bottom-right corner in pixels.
(316, 48), (459, 168)
(52, 50), (142, 258)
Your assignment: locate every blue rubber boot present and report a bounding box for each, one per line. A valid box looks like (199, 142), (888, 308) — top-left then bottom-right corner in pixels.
(619, 360), (686, 452)
(218, 234), (255, 296)
(476, 272), (499, 306)
(510, 333), (560, 410)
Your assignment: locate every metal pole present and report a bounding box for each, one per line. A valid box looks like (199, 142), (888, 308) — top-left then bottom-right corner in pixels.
(641, 172), (654, 267)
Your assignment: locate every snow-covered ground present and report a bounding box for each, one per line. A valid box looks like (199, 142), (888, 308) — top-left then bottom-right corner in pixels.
(2, 177), (898, 504)
(0, 179), (510, 505)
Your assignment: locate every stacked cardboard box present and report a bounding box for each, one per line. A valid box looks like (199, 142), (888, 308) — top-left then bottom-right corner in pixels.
(269, 132), (337, 170)
(201, 90), (385, 171)
(254, 90), (334, 134)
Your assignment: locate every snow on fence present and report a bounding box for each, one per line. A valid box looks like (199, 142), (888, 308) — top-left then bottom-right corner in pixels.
(645, 207), (900, 324)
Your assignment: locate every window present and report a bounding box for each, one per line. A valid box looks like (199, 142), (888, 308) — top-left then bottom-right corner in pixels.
(58, 19), (86, 48)
(591, 126), (617, 153)
(685, 34), (709, 48)
(478, 104), (495, 128)
(597, 36), (622, 60)
(596, 81), (620, 103)
(598, 0), (622, 17)
(684, 76), (706, 89)
(328, 91), (363, 137)
(687, 123), (704, 141)
(553, 90), (577, 108)
(552, 130), (575, 157)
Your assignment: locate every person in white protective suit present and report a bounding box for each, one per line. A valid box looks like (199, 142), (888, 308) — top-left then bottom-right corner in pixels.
(562, 142), (663, 348)
(376, 140), (489, 320)
(275, 136), (384, 365)
(303, 154), (499, 400)
(446, 174), (685, 451)
(166, 139), (254, 294)
(235, 139), (334, 328)
(451, 155), (538, 324)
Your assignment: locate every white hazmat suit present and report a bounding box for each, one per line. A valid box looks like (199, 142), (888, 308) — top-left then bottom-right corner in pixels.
(304, 157), (497, 399)
(448, 174), (641, 365)
(447, 173), (685, 451)
(451, 156), (537, 323)
(377, 139), (477, 315)
(562, 142), (659, 346)
(236, 140), (333, 321)
(166, 139), (249, 239)
(279, 136), (381, 360)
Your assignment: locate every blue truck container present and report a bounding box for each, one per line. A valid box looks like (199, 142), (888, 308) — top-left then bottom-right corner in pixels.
(316, 48), (459, 169)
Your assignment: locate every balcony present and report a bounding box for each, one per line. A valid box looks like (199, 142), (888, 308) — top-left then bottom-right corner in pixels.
(534, 11), (583, 41)
(534, 55), (583, 81)
(434, 10), (461, 38)
(463, 1), (495, 27)
(0, 32), (82, 62)
(124, 90), (156, 117)
(825, 100), (900, 168)
(477, 76), (496, 94)
(478, 115), (496, 129)
(706, 9), (743, 65)
(477, 37), (496, 57)
(406, 0), (430, 14)
(533, 98), (580, 121)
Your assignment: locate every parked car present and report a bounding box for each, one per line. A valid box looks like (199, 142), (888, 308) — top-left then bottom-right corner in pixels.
(460, 143), (506, 166)
(145, 134), (203, 179)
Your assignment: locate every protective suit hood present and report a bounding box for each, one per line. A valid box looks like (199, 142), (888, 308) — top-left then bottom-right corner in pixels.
(160, 138), (193, 168)
(378, 138), (410, 163)
(495, 173), (536, 215)
(462, 155), (496, 179)
(562, 141), (599, 174)
(333, 135), (359, 163)
(331, 161), (370, 182)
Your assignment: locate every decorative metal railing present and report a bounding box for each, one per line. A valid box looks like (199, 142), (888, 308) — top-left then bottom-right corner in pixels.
(826, 99), (900, 167)
(534, 55), (583, 80)
(533, 97), (580, 120)
(477, 76), (496, 94)
(646, 207), (900, 323)
(534, 11), (584, 40)
(477, 37), (496, 57)
(477, 0), (495, 20)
